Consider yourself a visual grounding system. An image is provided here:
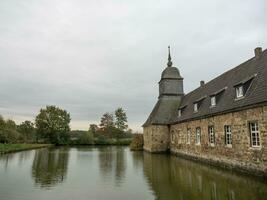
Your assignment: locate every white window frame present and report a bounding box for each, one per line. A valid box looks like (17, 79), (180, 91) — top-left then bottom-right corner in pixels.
(187, 129), (191, 144)
(211, 96), (216, 107)
(194, 103), (198, 112)
(196, 127), (201, 145)
(224, 125), (232, 147)
(236, 85), (244, 98)
(171, 131), (175, 143)
(208, 126), (215, 146)
(249, 122), (260, 147)
(178, 109), (181, 117)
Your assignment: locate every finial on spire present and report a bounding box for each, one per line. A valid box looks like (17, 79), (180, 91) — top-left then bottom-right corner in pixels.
(167, 46), (173, 67)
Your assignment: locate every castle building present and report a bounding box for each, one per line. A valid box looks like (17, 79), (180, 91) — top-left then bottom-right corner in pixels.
(143, 46), (267, 176)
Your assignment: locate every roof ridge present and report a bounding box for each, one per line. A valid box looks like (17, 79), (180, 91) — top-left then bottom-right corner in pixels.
(183, 52), (260, 98)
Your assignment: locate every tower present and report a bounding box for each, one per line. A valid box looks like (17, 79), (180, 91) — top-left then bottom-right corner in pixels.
(143, 46), (184, 152)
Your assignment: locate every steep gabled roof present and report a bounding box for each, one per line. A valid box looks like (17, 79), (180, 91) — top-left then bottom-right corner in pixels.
(171, 49), (267, 124)
(143, 97), (181, 127)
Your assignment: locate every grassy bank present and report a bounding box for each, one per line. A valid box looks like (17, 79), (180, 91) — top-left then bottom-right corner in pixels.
(0, 144), (52, 154)
(70, 137), (133, 146)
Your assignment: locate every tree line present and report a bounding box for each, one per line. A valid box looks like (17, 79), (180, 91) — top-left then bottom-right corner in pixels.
(0, 105), (132, 145)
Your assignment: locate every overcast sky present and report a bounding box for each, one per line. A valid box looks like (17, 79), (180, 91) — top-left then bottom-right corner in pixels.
(0, 0), (266, 131)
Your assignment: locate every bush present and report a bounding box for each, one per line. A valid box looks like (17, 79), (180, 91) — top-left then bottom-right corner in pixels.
(94, 135), (109, 145)
(75, 132), (94, 145)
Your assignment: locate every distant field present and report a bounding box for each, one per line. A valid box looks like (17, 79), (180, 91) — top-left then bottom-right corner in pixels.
(0, 144), (51, 154)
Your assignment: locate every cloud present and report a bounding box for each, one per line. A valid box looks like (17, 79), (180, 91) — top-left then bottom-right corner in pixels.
(0, 0), (266, 131)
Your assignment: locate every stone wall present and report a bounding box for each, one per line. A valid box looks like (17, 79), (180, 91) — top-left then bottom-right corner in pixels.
(170, 106), (267, 176)
(143, 125), (170, 153)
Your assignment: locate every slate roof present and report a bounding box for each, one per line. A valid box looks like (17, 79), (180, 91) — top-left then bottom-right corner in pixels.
(143, 97), (181, 127)
(161, 66), (183, 80)
(171, 49), (267, 124)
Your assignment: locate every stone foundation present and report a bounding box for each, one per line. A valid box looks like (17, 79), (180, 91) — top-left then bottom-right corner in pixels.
(143, 125), (170, 153)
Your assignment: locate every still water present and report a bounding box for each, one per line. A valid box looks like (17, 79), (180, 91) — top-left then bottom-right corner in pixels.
(0, 146), (267, 200)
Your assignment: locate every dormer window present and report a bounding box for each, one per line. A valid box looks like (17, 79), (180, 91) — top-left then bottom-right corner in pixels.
(209, 87), (227, 107)
(177, 105), (187, 118)
(178, 109), (182, 117)
(194, 103), (198, 112)
(236, 85), (244, 98)
(211, 96), (216, 107)
(193, 96), (206, 113)
(234, 74), (257, 100)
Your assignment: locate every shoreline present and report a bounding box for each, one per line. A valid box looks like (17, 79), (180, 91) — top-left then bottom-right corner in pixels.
(0, 144), (53, 154)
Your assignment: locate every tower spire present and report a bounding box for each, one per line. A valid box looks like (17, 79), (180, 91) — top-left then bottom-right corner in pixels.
(167, 46), (173, 67)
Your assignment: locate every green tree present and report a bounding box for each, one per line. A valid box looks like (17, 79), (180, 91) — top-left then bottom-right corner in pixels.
(89, 124), (98, 134)
(0, 115), (6, 143)
(115, 108), (128, 131)
(99, 112), (114, 130)
(18, 120), (36, 142)
(0, 115), (5, 129)
(5, 119), (17, 130)
(35, 106), (71, 145)
(76, 131), (94, 145)
(0, 117), (20, 143)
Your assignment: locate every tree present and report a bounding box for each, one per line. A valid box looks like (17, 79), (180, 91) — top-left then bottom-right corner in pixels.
(0, 117), (20, 143)
(18, 120), (36, 142)
(35, 106), (71, 145)
(5, 119), (17, 130)
(115, 108), (128, 131)
(76, 131), (94, 145)
(99, 112), (114, 130)
(89, 124), (98, 134)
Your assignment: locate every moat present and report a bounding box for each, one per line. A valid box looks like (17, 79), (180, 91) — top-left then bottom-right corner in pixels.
(0, 146), (266, 200)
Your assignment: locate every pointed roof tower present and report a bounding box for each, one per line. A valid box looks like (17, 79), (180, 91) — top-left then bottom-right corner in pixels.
(143, 46), (184, 127)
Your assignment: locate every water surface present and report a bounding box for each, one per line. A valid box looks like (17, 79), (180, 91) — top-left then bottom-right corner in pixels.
(0, 146), (266, 200)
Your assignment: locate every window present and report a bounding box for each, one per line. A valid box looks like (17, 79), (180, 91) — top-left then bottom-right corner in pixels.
(208, 126), (215, 146)
(249, 122), (260, 147)
(171, 130), (175, 143)
(196, 127), (201, 145)
(224, 125), (232, 146)
(236, 86), (244, 98)
(178, 130), (182, 144)
(178, 109), (182, 117)
(211, 96), (216, 107)
(194, 103), (198, 112)
(187, 129), (191, 144)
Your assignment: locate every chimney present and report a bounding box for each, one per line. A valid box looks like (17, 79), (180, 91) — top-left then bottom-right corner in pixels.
(254, 47), (262, 58)
(200, 80), (205, 87)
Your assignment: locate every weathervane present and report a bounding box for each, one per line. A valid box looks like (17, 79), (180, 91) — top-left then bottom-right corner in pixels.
(167, 46), (173, 67)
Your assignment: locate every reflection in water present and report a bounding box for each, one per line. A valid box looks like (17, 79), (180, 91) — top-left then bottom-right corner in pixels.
(1, 146), (267, 200)
(98, 146), (126, 186)
(0, 151), (32, 170)
(142, 153), (267, 200)
(31, 147), (69, 189)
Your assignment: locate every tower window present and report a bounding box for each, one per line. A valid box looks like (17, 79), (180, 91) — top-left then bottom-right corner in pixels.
(194, 103), (198, 112)
(211, 96), (216, 107)
(236, 86), (244, 98)
(249, 122), (260, 147)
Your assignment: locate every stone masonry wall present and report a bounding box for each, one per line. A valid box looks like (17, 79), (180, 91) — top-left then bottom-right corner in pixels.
(170, 106), (267, 176)
(143, 125), (170, 153)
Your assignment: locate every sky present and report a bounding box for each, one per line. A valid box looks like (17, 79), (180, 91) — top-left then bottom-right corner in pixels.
(0, 0), (266, 132)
